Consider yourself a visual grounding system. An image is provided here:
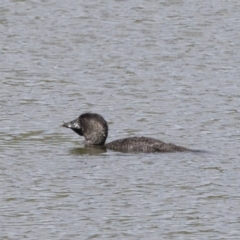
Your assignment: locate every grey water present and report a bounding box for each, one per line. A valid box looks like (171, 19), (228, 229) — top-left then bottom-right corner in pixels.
(1, 0), (240, 239)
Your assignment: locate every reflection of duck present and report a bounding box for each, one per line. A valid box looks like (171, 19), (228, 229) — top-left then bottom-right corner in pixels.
(69, 146), (106, 155)
(63, 113), (192, 153)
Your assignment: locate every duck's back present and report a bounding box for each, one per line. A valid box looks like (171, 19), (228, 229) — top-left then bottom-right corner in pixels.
(105, 136), (190, 153)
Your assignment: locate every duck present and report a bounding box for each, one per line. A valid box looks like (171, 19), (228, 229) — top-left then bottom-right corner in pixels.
(63, 112), (196, 153)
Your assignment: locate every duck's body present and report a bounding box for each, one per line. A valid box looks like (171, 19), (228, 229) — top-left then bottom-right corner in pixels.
(63, 113), (192, 153)
(106, 136), (189, 152)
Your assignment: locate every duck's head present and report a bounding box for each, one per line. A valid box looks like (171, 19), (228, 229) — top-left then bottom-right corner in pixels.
(63, 113), (108, 145)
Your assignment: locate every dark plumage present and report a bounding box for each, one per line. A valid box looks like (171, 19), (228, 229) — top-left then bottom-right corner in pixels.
(106, 137), (189, 152)
(63, 113), (192, 153)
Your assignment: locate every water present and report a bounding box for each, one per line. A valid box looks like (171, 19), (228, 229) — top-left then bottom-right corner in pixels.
(1, 0), (240, 239)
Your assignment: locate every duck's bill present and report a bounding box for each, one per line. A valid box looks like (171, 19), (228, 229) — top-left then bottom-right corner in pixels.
(62, 118), (80, 129)
(63, 117), (83, 136)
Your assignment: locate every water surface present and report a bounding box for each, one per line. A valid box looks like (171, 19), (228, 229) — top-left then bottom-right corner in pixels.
(1, 0), (240, 239)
